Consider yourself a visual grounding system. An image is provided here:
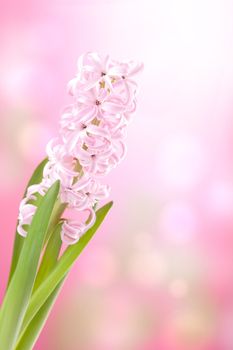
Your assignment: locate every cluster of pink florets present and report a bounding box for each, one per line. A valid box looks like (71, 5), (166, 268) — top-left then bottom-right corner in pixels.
(17, 52), (143, 245)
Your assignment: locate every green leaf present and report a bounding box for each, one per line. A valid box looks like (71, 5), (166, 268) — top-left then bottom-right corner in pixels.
(18, 201), (113, 342)
(33, 222), (63, 292)
(0, 181), (60, 350)
(14, 280), (65, 350)
(15, 223), (64, 350)
(8, 158), (48, 286)
(15, 278), (65, 350)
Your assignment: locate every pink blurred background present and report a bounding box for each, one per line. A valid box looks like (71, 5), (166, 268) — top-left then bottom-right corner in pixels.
(1, 0), (233, 349)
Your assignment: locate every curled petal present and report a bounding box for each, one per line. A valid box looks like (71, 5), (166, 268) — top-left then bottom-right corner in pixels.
(17, 200), (37, 237)
(61, 207), (96, 245)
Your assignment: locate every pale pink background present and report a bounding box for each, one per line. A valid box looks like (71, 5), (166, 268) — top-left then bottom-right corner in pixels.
(1, 0), (233, 349)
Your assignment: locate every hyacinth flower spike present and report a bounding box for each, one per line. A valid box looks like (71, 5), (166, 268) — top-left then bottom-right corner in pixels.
(0, 52), (142, 350)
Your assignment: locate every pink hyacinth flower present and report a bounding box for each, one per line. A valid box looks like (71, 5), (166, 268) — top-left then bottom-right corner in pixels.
(61, 175), (110, 210)
(17, 198), (37, 237)
(61, 207), (96, 245)
(68, 52), (128, 93)
(75, 86), (126, 120)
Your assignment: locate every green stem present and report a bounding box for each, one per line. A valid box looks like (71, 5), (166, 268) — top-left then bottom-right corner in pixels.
(33, 223), (63, 292)
(45, 201), (67, 244)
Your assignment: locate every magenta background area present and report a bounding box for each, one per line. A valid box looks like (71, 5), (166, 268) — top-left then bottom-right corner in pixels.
(1, 0), (233, 349)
